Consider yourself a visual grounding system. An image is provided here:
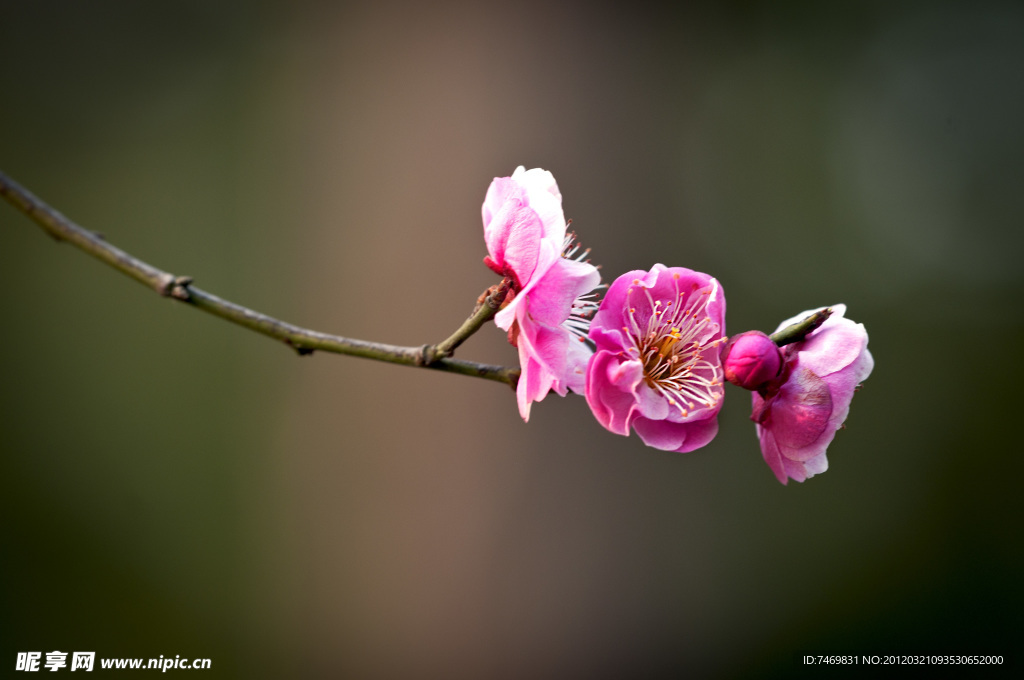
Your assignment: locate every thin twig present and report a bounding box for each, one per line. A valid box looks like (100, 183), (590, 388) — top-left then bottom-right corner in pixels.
(419, 277), (512, 365)
(0, 169), (520, 387)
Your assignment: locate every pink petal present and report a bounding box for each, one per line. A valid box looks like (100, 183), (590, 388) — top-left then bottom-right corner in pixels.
(557, 332), (593, 395)
(647, 265), (713, 301)
(798, 316), (868, 378)
(589, 268), (651, 348)
(634, 381), (671, 421)
(585, 352), (644, 436)
(497, 205), (544, 286)
(517, 312), (570, 383)
(756, 424), (789, 485)
(493, 241), (561, 331)
(782, 457), (808, 483)
(526, 257), (602, 327)
(588, 324), (629, 353)
(821, 346), (874, 434)
(510, 167), (566, 242)
(802, 450), (829, 478)
(482, 177), (518, 238)
(609, 266), (665, 332)
(633, 416), (719, 453)
(771, 367), (833, 457)
(516, 346), (555, 422)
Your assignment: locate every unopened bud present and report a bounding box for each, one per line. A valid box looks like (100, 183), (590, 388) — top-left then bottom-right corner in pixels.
(722, 331), (782, 390)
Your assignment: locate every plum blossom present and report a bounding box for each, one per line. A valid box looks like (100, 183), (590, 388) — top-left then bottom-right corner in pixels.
(751, 305), (873, 484)
(482, 166), (601, 421)
(585, 264), (726, 453)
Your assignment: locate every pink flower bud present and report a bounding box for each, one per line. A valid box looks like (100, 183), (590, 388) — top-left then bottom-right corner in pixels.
(722, 331), (782, 390)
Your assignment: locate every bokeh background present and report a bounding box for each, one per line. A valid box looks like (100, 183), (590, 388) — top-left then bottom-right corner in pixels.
(2, 1), (1022, 677)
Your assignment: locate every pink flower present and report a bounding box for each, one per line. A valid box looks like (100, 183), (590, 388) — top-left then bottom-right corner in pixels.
(752, 305), (874, 484)
(482, 167), (601, 421)
(585, 264), (726, 453)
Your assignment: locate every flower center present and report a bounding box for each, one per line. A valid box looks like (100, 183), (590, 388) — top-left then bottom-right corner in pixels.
(624, 275), (724, 417)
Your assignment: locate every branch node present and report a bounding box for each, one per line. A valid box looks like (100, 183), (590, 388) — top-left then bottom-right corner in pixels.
(170, 275), (193, 300)
(486, 277), (513, 310)
(416, 344), (434, 366)
(285, 338), (314, 356)
(157, 273), (176, 296)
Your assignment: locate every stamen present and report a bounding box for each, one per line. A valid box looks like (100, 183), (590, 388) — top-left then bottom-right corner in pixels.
(626, 279), (723, 416)
(557, 233), (604, 340)
(561, 232), (592, 263)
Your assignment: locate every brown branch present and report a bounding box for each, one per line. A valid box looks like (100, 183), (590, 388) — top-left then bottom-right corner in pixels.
(0, 169), (520, 388)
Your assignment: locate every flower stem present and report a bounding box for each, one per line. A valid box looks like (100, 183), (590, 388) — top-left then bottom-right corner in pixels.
(769, 308), (833, 347)
(0, 169), (520, 388)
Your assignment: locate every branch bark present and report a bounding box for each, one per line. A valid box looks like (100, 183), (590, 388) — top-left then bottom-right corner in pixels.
(0, 170), (520, 387)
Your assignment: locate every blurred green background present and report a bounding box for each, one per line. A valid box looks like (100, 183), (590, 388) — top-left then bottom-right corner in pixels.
(2, 1), (1021, 677)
